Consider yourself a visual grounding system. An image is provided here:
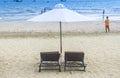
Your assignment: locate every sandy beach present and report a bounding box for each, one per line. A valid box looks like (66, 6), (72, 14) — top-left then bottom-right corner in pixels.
(0, 21), (120, 33)
(0, 21), (120, 78)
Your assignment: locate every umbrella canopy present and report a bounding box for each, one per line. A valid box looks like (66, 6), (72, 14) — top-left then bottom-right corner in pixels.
(28, 4), (92, 53)
(28, 4), (92, 22)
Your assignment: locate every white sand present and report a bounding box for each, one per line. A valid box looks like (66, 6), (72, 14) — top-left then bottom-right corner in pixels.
(0, 21), (120, 33)
(0, 32), (120, 78)
(0, 21), (120, 78)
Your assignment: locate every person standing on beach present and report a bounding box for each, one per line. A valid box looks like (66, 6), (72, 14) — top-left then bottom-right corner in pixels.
(105, 16), (110, 32)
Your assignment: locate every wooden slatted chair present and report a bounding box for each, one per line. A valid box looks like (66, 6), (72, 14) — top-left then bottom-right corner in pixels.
(39, 51), (61, 72)
(64, 51), (87, 71)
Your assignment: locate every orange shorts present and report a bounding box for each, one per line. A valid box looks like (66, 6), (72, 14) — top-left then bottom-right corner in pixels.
(105, 25), (109, 28)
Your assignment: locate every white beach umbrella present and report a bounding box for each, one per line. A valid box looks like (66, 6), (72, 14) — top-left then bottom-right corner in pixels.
(28, 3), (92, 53)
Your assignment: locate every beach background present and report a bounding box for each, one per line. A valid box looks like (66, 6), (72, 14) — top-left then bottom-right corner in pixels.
(0, 21), (120, 78)
(0, 0), (120, 78)
(0, 0), (120, 21)
(0, 29), (120, 78)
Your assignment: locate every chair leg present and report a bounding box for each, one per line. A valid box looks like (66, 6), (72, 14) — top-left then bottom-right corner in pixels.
(82, 62), (86, 72)
(39, 64), (41, 72)
(59, 64), (61, 72)
(84, 66), (86, 72)
(64, 61), (66, 71)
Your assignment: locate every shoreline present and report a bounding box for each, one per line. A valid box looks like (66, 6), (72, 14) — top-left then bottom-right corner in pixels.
(0, 21), (120, 33)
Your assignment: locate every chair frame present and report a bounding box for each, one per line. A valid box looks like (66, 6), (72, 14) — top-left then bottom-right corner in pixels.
(39, 51), (61, 72)
(64, 51), (87, 71)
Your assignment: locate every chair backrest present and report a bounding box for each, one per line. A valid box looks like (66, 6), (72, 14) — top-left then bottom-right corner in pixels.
(40, 51), (60, 61)
(65, 51), (84, 61)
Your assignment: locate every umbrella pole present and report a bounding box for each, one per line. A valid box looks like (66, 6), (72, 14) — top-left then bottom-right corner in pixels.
(60, 21), (62, 53)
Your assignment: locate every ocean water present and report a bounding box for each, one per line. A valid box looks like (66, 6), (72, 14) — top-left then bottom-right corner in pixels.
(0, 0), (120, 21)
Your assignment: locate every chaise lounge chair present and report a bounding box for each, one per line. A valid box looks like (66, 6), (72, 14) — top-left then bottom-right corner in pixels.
(64, 51), (87, 71)
(39, 51), (61, 72)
